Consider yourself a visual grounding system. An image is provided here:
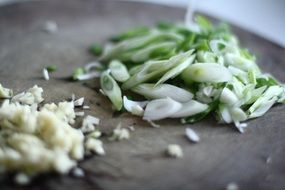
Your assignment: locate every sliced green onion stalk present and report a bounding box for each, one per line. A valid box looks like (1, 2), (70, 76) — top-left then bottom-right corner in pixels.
(181, 101), (219, 124)
(109, 26), (150, 42)
(73, 68), (85, 80)
(123, 96), (148, 116)
(122, 51), (189, 90)
(219, 87), (239, 105)
(247, 85), (283, 115)
(171, 100), (209, 118)
(197, 51), (216, 63)
(155, 52), (195, 86)
(93, 15), (285, 132)
(131, 42), (177, 63)
(100, 71), (123, 111)
(230, 107), (247, 122)
(100, 31), (183, 62)
(132, 83), (193, 102)
(181, 63), (232, 83)
(90, 43), (103, 56)
(109, 60), (130, 82)
(45, 65), (57, 72)
(143, 97), (182, 121)
(217, 104), (232, 123)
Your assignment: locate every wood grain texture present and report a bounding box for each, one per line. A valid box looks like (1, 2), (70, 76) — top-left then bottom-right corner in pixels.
(0, 0), (285, 190)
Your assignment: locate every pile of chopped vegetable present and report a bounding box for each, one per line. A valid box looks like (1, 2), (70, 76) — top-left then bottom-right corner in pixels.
(80, 16), (285, 132)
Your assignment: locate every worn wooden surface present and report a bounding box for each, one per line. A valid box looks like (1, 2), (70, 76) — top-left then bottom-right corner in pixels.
(0, 0), (285, 189)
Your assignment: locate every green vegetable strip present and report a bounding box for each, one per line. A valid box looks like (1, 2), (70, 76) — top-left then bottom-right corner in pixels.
(45, 65), (57, 72)
(109, 27), (150, 42)
(90, 43), (103, 56)
(73, 68), (85, 80)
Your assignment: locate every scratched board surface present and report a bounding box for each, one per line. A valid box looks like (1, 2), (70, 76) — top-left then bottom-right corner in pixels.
(0, 0), (285, 190)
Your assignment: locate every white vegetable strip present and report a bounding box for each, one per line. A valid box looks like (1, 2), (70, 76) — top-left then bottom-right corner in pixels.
(234, 121), (248, 133)
(147, 120), (160, 128)
(230, 107), (247, 122)
(76, 71), (101, 80)
(219, 88), (239, 105)
(143, 97), (182, 121)
(109, 60), (130, 82)
(171, 100), (208, 118)
(185, 128), (200, 143)
(218, 105), (232, 123)
(42, 68), (49, 81)
(132, 83), (193, 103)
(74, 97), (84, 107)
(84, 61), (104, 72)
(123, 96), (148, 116)
(249, 97), (278, 119)
(181, 63), (232, 83)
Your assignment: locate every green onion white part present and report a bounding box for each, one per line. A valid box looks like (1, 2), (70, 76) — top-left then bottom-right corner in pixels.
(132, 83), (193, 102)
(89, 15), (285, 132)
(109, 60), (130, 82)
(143, 97), (182, 121)
(123, 96), (148, 116)
(42, 68), (50, 80)
(100, 70), (123, 111)
(185, 127), (200, 143)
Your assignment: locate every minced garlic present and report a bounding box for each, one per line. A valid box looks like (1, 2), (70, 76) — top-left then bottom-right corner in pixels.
(0, 83), (13, 98)
(166, 144), (183, 158)
(41, 101), (76, 124)
(0, 88), (85, 182)
(85, 138), (105, 156)
(12, 85), (44, 105)
(109, 123), (130, 141)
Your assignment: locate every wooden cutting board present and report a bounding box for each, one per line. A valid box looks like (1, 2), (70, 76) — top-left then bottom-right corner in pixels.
(1, 0), (285, 189)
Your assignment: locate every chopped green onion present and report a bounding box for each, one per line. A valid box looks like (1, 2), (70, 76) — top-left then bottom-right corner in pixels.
(123, 96), (148, 116)
(155, 52), (195, 86)
(100, 32), (183, 62)
(181, 101), (219, 124)
(181, 63), (232, 83)
(195, 15), (213, 32)
(90, 43), (103, 56)
(132, 83), (193, 102)
(122, 54), (184, 90)
(100, 71), (123, 110)
(131, 42), (177, 62)
(95, 18), (285, 130)
(73, 68), (85, 80)
(110, 27), (150, 42)
(171, 100), (209, 118)
(45, 65), (57, 72)
(109, 60), (130, 82)
(219, 87), (239, 105)
(143, 97), (182, 121)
